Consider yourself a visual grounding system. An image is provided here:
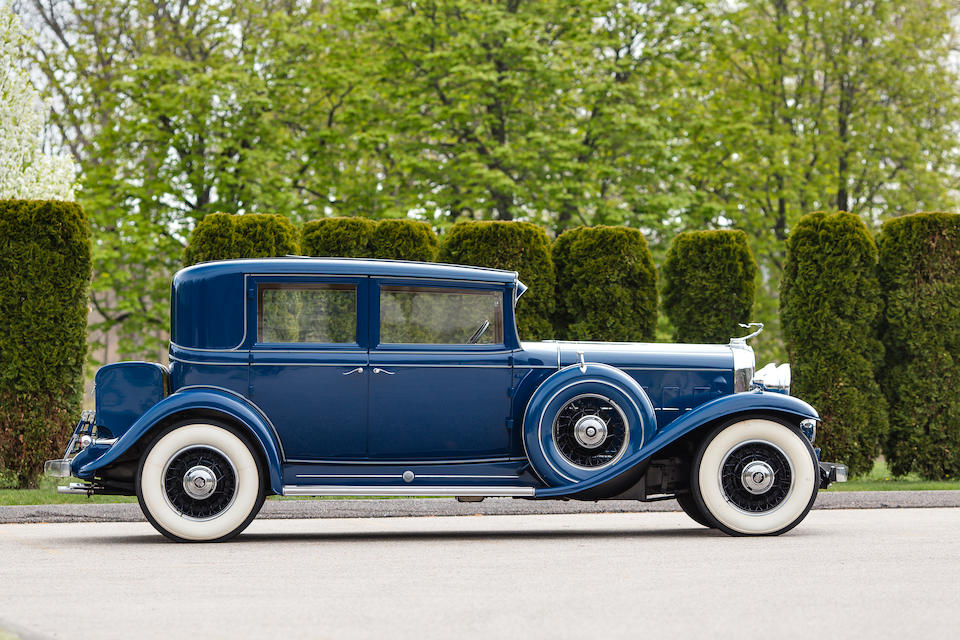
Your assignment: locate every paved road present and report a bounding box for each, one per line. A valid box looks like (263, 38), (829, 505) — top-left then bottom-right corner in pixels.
(1, 508), (958, 639)
(3, 489), (959, 524)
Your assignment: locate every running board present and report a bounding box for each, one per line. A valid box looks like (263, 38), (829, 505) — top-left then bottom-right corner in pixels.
(282, 485), (536, 497)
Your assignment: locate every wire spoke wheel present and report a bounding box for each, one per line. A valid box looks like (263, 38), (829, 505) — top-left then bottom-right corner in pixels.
(719, 440), (793, 514)
(552, 394), (628, 469)
(162, 445), (238, 520)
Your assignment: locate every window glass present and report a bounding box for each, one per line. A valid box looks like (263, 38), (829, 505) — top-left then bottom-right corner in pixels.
(380, 286), (503, 345)
(258, 283), (356, 344)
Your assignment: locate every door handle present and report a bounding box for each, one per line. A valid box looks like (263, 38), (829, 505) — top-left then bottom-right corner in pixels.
(342, 367), (364, 376)
(373, 367), (395, 375)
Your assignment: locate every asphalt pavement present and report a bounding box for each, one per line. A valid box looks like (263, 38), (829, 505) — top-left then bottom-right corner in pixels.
(1, 507), (958, 639)
(1, 489), (959, 524)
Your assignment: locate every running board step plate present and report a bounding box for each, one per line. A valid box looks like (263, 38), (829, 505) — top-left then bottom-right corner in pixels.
(282, 485), (536, 497)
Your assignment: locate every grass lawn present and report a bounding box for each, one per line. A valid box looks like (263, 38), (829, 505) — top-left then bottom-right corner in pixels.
(1, 458), (957, 506)
(824, 458), (959, 491)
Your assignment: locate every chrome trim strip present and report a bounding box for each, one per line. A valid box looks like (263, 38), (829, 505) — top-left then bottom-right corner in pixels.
(250, 362), (367, 367)
(284, 456), (526, 465)
(282, 485), (536, 497)
(620, 367), (729, 372)
(175, 385), (287, 461)
(366, 363), (512, 369)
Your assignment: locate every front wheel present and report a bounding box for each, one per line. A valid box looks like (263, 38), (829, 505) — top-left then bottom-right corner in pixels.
(136, 421), (265, 542)
(690, 417), (819, 536)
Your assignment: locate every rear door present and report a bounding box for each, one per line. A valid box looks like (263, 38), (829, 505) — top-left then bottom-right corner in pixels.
(248, 275), (369, 461)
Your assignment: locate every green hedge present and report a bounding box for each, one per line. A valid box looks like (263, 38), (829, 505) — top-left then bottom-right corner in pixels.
(780, 211), (887, 476)
(438, 221), (555, 340)
(300, 217), (438, 262)
(0, 200), (91, 488)
(300, 217), (376, 258)
(184, 213), (299, 265)
(661, 230), (757, 343)
(878, 212), (960, 479)
(553, 225), (658, 341)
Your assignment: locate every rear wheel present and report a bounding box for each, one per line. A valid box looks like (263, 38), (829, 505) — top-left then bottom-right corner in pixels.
(675, 492), (713, 528)
(691, 417), (819, 536)
(136, 421), (265, 542)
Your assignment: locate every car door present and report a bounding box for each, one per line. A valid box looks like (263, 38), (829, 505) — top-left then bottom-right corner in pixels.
(248, 275), (369, 461)
(367, 279), (513, 460)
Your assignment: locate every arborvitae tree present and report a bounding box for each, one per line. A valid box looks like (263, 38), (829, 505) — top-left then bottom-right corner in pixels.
(780, 211), (887, 476)
(661, 230), (757, 344)
(878, 212), (960, 479)
(553, 226), (657, 342)
(438, 221), (555, 340)
(184, 213), (298, 265)
(0, 200), (90, 487)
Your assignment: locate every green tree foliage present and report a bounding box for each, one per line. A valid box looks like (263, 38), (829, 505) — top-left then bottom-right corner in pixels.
(661, 230), (758, 344)
(684, 0), (960, 363)
(878, 213), (960, 479)
(438, 221), (555, 340)
(0, 200), (90, 488)
(780, 211), (887, 476)
(184, 213), (298, 265)
(300, 218), (438, 262)
(553, 226), (657, 342)
(370, 220), (438, 262)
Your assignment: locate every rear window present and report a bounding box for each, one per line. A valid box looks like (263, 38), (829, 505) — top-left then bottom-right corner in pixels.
(258, 283), (357, 344)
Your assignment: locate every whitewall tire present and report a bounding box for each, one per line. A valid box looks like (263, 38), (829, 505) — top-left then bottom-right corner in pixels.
(136, 421), (265, 542)
(691, 417), (819, 536)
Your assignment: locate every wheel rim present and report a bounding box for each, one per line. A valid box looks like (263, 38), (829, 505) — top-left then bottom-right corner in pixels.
(552, 394), (628, 469)
(718, 439), (793, 514)
(162, 445), (238, 521)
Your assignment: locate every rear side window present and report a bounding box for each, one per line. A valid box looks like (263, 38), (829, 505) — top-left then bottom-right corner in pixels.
(379, 285), (503, 345)
(258, 283), (357, 344)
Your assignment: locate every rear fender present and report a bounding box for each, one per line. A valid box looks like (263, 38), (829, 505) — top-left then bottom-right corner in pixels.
(75, 387), (285, 495)
(536, 389), (819, 498)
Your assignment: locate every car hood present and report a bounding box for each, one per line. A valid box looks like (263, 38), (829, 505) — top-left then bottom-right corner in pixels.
(532, 340), (741, 371)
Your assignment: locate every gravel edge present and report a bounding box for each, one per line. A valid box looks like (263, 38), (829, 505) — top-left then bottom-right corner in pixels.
(2, 490), (959, 524)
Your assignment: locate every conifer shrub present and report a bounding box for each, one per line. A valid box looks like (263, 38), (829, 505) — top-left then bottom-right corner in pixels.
(184, 213), (298, 264)
(553, 225), (657, 342)
(0, 200), (91, 487)
(438, 221), (555, 340)
(780, 211), (887, 476)
(661, 229), (757, 344)
(878, 212), (960, 479)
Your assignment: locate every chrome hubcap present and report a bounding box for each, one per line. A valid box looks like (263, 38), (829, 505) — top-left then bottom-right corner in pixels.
(182, 465), (218, 500)
(573, 415), (608, 449)
(740, 460), (775, 495)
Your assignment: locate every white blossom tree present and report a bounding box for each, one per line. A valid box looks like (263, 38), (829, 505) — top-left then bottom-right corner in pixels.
(0, 4), (75, 200)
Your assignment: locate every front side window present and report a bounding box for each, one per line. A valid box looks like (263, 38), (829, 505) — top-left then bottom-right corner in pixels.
(380, 285), (503, 345)
(258, 283), (357, 344)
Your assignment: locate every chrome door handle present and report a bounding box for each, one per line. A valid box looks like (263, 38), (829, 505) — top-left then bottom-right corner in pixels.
(373, 367), (395, 375)
(342, 367), (364, 376)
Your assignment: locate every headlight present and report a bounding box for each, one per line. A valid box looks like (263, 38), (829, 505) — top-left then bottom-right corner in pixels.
(752, 363), (791, 394)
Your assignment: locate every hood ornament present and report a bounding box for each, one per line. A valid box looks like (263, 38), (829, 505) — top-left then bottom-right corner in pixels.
(729, 322), (764, 348)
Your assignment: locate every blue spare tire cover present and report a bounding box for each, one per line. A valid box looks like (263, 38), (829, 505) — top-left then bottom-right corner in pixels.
(522, 363), (656, 487)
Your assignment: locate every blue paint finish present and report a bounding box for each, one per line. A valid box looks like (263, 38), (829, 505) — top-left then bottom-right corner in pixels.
(76, 388), (285, 494)
(94, 362), (168, 439)
(536, 390), (820, 497)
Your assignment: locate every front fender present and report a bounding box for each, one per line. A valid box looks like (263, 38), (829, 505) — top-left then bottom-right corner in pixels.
(536, 389), (819, 498)
(75, 387), (285, 495)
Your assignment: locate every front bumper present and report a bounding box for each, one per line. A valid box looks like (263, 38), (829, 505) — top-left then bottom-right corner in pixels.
(819, 461), (848, 489)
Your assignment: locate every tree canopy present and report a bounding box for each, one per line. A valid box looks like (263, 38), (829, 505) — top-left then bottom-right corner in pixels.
(16, 0), (960, 362)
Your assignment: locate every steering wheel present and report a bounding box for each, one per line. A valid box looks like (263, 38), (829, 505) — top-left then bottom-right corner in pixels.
(467, 319), (490, 344)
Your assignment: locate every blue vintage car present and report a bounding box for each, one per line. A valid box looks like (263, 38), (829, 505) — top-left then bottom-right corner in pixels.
(46, 258), (846, 541)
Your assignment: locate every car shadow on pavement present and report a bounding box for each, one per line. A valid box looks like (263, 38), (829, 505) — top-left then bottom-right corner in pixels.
(58, 526), (731, 545)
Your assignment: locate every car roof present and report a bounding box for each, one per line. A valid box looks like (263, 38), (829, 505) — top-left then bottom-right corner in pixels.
(173, 257), (521, 285)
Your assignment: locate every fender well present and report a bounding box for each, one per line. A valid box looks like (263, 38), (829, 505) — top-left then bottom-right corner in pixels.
(536, 389), (819, 498)
(75, 387), (285, 495)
